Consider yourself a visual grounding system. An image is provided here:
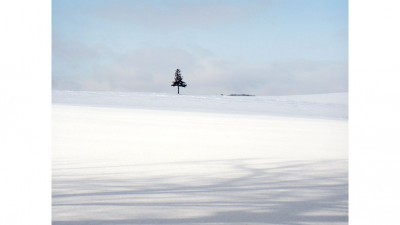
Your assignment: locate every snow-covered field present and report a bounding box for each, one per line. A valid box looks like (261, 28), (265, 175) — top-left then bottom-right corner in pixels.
(52, 91), (348, 225)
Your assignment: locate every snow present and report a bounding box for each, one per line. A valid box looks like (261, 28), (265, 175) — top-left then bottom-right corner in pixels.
(53, 91), (348, 225)
(52, 90), (348, 120)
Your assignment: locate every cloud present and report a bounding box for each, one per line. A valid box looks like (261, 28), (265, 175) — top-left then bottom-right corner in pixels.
(187, 58), (347, 95)
(86, 0), (272, 30)
(52, 41), (347, 95)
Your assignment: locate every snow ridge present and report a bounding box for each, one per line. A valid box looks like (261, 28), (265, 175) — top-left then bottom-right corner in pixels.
(52, 90), (348, 120)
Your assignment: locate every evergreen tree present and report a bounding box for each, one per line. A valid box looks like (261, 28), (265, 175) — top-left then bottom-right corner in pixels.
(171, 69), (187, 94)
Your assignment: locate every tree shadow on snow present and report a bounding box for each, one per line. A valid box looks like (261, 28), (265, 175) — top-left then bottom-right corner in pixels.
(52, 158), (348, 225)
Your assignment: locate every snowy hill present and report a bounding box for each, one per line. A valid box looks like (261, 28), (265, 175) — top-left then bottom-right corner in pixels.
(52, 90), (348, 225)
(53, 90), (348, 119)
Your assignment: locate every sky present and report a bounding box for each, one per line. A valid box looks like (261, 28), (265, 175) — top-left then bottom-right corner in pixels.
(52, 0), (348, 95)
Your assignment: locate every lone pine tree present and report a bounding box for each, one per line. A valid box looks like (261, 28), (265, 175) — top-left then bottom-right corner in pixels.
(171, 69), (187, 94)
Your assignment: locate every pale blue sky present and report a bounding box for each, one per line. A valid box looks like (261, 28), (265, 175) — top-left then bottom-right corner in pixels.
(52, 0), (348, 95)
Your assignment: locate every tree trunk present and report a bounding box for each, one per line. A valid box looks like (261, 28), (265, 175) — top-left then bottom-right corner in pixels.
(178, 86), (180, 94)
